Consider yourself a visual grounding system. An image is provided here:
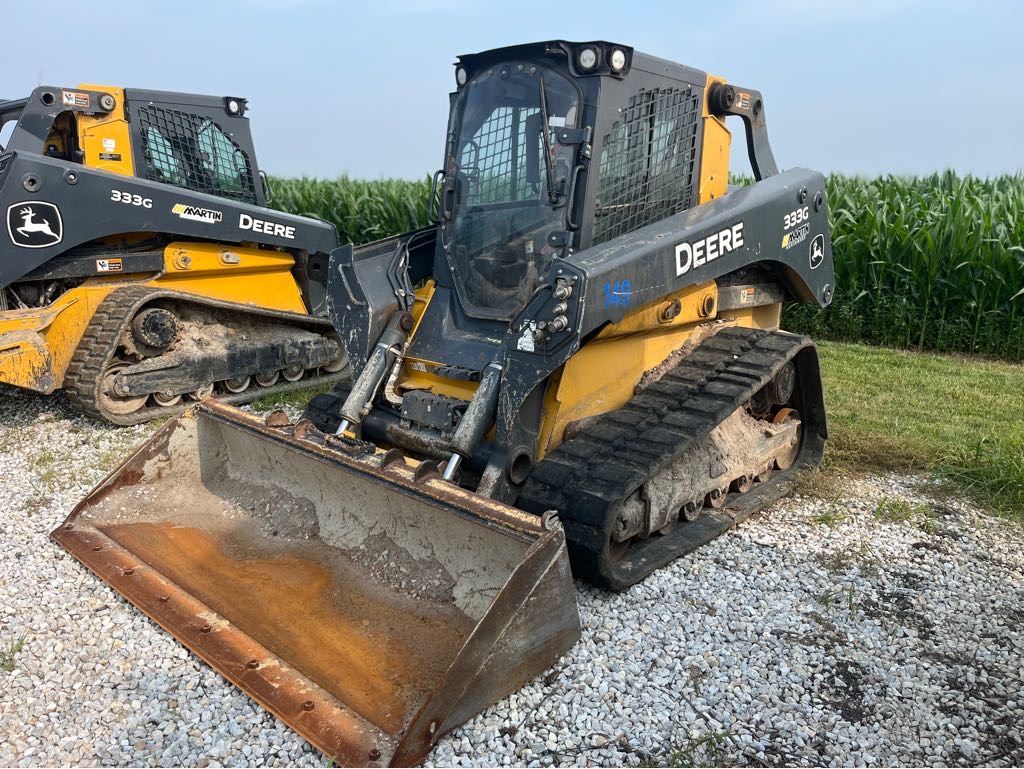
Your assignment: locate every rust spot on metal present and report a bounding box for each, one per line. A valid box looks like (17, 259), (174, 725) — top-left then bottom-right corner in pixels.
(381, 448), (405, 470)
(98, 521), (472, 736)
(264, 410), (290, 428)
(292, 419), (316, 441)
(413, 460), (440, 484)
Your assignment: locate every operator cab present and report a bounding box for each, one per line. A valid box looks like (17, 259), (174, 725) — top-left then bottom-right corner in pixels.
(447, 61), (579, 320)
(0, 86), (267, 205)
(409, 41), (709, 366)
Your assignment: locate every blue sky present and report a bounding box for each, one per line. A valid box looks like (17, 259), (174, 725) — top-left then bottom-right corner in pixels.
(3, 0), (1021, 179)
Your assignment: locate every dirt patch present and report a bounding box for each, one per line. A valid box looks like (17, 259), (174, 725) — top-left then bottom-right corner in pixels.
(207, 472), (321, 541)
(861, 585), (935, 641)
(634, 321), (725, 392)
(823, 658), (869, 722)
(340, 529), (461, 606)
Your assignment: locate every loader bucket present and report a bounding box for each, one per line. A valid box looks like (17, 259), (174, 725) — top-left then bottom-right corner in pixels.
(52, 402), (580, 767)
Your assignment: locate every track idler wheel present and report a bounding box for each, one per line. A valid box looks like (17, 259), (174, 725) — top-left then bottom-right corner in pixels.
(731, 475), (754, 494)
(282, 365), (304, 383)
(223, 376), (251, 394)
(152, 391), (183, 407)
(97, 362), (148, 417)
(773, 407), (802, 471)
(255, 371), (280, 387)
(680, 500), (702, 522)
(321, 353), (348, 373)
(706, 486), (729, 509)
(189, 384), (215, 401)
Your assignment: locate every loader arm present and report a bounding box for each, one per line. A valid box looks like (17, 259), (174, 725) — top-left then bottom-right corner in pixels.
(0, 152), (337, 290)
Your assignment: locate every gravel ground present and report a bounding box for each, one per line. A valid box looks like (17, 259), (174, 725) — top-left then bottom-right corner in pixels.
(1, 386), (1022, 768)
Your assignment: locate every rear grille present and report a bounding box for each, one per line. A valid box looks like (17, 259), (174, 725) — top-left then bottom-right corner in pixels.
(138, 106), (257, 204)
(592, 87), (701, 245)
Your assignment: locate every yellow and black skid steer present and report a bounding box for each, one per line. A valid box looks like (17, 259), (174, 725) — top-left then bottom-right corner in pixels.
(54, 41), (834, 766)
(0, 85), (346, 424)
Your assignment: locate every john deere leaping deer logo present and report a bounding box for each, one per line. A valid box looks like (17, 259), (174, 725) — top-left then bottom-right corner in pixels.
(7, 202), (63, 248)
(809, 233), (825, 270)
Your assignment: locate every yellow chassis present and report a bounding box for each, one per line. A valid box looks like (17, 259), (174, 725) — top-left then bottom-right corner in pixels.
(0, 242), (308, 393)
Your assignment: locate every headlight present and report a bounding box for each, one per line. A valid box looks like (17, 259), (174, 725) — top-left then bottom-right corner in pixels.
(456, 66), (468, 86)
(577, 47), (598, 70)
(609, 48), (627, 72)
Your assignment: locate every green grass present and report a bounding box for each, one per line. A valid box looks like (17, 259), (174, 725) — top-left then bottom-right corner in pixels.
(644, 732), (736, 768)
(818, 341), (1024, 517)
(873, 497), (931, 524)
(247, 383), (334, 413)
(29, 447), (64, 491)
(811, 506), (847, 527)
(816, 585), (860, 614)
(0, 636), (25, 672)
(816, 542), (878, 576)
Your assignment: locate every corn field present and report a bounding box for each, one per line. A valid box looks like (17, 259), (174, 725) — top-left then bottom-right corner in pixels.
(268, 176), (432, 246)
(786, 172), (1024, 360)
(269, 172), (1024, 360)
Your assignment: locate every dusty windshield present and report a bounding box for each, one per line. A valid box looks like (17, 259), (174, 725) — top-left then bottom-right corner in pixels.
(449, 64), (578, 320)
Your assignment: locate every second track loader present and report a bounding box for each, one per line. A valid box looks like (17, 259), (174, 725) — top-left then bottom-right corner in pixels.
(56, 41), (835, 765)
(0, 85), (346, 423)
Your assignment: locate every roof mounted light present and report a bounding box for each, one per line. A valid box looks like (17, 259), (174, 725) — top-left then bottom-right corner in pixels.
(577, 47), (598, 70)
(456, 66), (468, 86)
(225, 98), (243, 116)
(609, 48), (627, 73)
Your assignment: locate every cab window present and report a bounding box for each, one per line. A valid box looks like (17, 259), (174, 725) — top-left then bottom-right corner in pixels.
(197, 121), (251, 195)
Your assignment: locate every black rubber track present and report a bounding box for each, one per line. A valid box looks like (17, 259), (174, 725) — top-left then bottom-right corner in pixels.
(64, 285), (349, 426)
(517, 326), (827, 591)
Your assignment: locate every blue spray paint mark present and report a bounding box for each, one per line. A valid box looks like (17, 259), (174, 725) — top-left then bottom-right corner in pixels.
(603, 279), (632, 309)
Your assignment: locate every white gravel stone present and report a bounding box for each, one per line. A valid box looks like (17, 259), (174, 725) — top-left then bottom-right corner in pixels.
(1, 385), (1022, 767)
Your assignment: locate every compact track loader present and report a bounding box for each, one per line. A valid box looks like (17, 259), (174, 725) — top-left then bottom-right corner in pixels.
(0, 85), (346, 423)
(55, 41), (834, 766)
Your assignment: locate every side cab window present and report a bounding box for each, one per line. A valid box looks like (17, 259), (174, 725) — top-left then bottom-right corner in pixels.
(197, 121), (251, 195)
